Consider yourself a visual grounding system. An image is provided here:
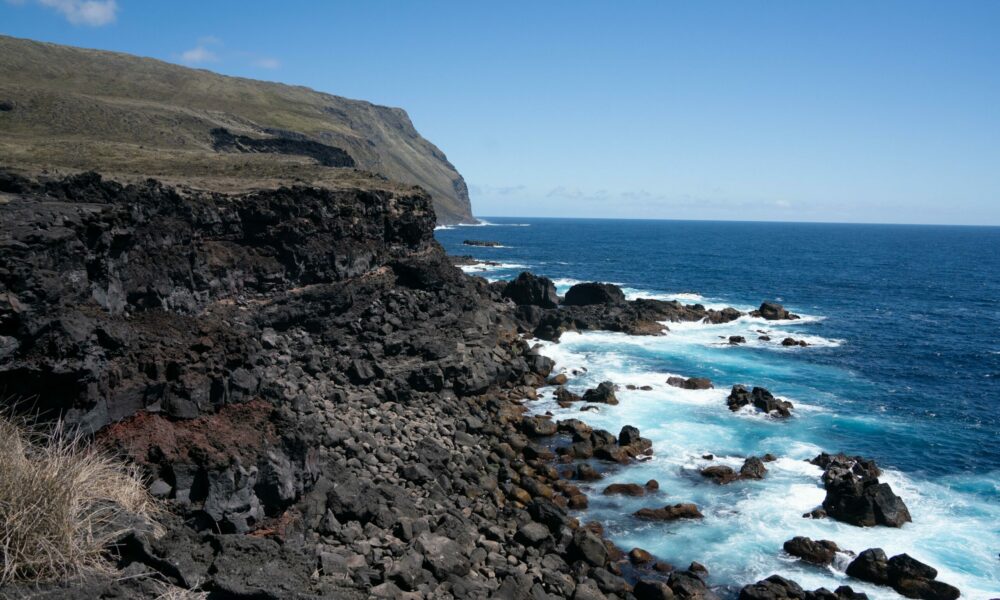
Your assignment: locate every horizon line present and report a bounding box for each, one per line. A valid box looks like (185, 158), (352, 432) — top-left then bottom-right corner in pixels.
(472, 215), (1000, 228)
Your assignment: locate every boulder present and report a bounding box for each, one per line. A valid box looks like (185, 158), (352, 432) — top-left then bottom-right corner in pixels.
(781, 337), (808, 347)
(521, 415), (558, 437)
(727, 385), (793, 417)
(619, 425), (642, 446)
(817, 454), (911, 528)
(555, 386), (583, 406)
(783, 536), (841, 566)
(700, 465), (739, 484)
(564, 282), (627, 306)
(634, 503), (704, 521)
(665, 376), (714, 390)
(738, 574), (805, 600)
(503, 271), (559, 308)
(752, 302), (800, 321)
(846, 548), (889, 585)
(740, 456), (768, 480)
(634, 579), (676, 600)
(629, 548), (655, 564)
(568, 528), (609, 567)
(603, 483), (648, 497)
(583, 381), (618, 405)
(414, 532), (470, 578)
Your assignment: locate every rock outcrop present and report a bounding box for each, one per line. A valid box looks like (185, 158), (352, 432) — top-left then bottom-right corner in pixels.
(846, 549), (960, 600)
(811, 453), (912, 528)
(739, 575), (868, 600)
(514, 281), (746, 341)
(751, 302), (800, 321)
(564, 282), (627, 306)
(727, 385), (794, 417)
(502, 271), (559, 308)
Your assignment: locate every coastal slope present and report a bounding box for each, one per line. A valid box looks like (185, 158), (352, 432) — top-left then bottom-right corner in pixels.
(0, 35), (475, 224)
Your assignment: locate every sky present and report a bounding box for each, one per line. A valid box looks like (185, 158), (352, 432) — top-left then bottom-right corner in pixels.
(2, 1), (1000, 225)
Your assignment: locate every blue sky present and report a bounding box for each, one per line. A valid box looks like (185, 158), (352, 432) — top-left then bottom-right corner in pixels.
(3, 1), (999, 225)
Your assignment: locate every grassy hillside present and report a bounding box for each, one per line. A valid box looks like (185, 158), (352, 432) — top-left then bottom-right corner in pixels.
(0, 35), (474, 223)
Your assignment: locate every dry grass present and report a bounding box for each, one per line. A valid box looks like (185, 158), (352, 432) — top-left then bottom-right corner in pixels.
(152, 581), (209, 600)
(0, 416), (160, 585)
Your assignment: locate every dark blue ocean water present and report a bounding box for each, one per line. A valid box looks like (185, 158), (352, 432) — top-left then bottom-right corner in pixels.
(436, 218), (1000, 597)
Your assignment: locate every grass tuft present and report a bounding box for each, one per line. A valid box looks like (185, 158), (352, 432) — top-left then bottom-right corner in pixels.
(0, 415), (159, 584)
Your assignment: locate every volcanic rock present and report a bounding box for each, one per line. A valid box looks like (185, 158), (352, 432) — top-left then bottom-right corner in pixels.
(634, 503), (704, 521)
(503, 271), (559, 308)
(564, 282), (627, 306)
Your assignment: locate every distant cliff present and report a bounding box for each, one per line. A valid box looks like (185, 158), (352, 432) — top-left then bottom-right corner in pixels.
(0, 35), (475, 224)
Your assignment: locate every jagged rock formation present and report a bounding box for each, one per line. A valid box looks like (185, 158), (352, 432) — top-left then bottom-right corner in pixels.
(0, 171), (731, 599)
(0, 35), (475, 223)
(500, 279), (744, 341)
(811, 453), (912, 528)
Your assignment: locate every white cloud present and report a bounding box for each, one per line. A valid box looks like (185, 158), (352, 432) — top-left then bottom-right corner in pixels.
(252, 57), (281, 69)
(37, 0), (118, 26)
(180, 45), (219, 65)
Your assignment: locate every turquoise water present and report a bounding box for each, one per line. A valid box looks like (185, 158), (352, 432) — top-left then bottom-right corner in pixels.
(436, 218), (1000, 598)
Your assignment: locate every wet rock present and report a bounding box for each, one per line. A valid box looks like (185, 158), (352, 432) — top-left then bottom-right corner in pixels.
(634, 503), (704, 521)
(619, 424), (642, 446)
(727, 385), (793, 417)
(603, 483), (649, 497)
(668, 570), (720, 599)
(740, 456), (768, 480)
(635, 579), (676, 600)
(781, 337), (808, 347)
(752, 302), (800, 321)
(630, 548), (655, 564)
(462, 239), (501, 246)
(814, 454), (911, 527)
(783, 537), (841, 566)
(846, 548), (890, 585)
(700, 465), (739, 484)
(564, 282), (627, 306)
(549, 373), (569, 385)
(504, 271), (559, 308)
(555, 386), (584, 406)
(583, 381), (618, 405)
(521, 415), (558, 437)
(575, 463), (603, 481)
(667, 376), (714, 390)
(568, 528), (609, 567)
(729, 335), (747, 345)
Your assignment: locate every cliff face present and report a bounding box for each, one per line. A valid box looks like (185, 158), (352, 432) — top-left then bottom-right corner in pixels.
(0, 35), (475, 224)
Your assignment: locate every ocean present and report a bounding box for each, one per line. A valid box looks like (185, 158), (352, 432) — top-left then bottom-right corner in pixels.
(435, 218), (1000, 598)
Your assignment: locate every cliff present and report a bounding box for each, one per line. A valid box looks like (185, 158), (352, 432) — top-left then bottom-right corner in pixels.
(0, 35), (475, 224)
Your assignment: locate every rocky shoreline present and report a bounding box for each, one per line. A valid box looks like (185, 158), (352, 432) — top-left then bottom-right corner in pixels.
(0, 172), (954, 599)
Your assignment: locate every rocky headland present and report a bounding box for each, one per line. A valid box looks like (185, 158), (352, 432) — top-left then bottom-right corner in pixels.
(0, 171), (951, 599)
